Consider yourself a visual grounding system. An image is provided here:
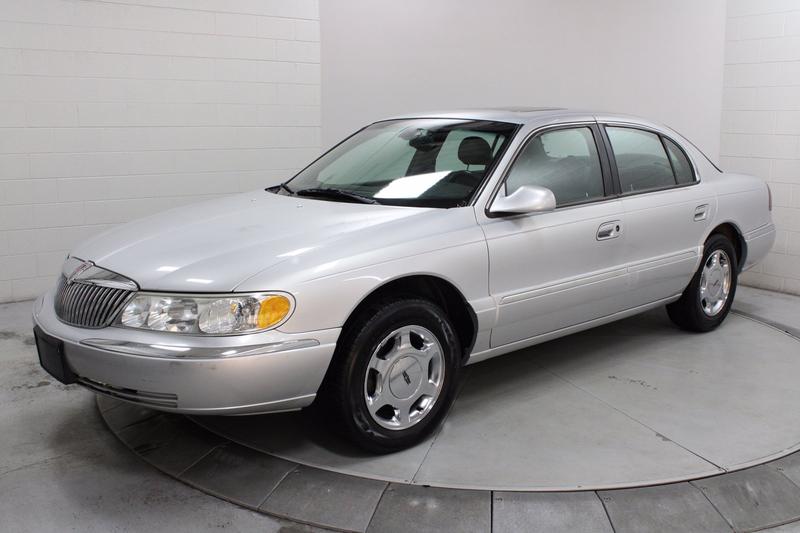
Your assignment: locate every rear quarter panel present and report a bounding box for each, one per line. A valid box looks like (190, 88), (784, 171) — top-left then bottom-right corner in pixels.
(704, 171), (774, 270)
(645, 123), (774, 271)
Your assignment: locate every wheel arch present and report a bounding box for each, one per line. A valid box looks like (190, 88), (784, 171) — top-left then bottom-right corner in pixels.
(339, 274), (478, 363)
(707, 221), (747, 271)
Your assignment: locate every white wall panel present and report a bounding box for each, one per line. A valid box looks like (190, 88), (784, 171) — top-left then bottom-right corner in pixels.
(0, 0), (320, 302)
(320, 0), (727, 161)
(722, 1), (800, 295)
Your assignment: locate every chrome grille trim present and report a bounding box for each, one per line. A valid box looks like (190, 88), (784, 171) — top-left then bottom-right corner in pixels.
(54, 267), (136, 329)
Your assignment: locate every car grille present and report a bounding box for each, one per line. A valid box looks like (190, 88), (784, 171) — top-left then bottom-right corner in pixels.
(54, 275), (134, 328)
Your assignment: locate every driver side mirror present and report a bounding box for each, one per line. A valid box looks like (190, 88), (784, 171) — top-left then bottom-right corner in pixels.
(489, 185), (556, 215)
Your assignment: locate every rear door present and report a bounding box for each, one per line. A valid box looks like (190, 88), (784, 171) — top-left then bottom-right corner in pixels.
(601, 124), (714, 306)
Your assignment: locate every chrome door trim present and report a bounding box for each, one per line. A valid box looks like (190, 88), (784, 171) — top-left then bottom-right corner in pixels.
(745, 222), (776, 240)
(498, 267), (628, 305)
(468, 294), (682, 364)
(626, 249), (700, 273)
(494, 247), (700, 313)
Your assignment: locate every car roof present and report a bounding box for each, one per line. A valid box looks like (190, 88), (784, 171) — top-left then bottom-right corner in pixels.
(384, 107), (667, 131)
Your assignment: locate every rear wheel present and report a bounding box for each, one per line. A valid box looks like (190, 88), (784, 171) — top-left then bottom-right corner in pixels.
(324, 298), (462, 453)
(667, 233), (738, 332)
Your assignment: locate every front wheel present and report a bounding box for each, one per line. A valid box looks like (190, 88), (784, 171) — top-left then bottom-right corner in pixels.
(324, 298), (462, 453)
(667, 233), (738, 332)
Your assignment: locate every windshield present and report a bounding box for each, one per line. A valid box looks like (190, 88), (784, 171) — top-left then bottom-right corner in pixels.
(280, 118), (518, 208)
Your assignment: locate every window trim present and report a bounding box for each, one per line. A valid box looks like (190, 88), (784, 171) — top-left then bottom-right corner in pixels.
(484, 122), (615, 218)
(600, 122), (699, 199)
(661, 135), (696, 186)
(466, 122), (523, 205)
(660, 135), (680, 186)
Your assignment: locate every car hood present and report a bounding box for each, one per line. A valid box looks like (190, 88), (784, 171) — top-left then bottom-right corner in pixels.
(71, 191), (475, 292)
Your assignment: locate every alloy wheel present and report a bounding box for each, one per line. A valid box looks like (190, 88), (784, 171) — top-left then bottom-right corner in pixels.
(363, 325), (445, 430)
(699, 249), (732, 317)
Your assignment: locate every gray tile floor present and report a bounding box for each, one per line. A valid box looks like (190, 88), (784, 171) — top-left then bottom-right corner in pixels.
(4, 286), (800, 532)
(106, 395), (800, 533)
(599, 483), (732, 533)
(0, 301), (328, 533)
(493, 491), (613, 533)
(196, 298), (800, 491)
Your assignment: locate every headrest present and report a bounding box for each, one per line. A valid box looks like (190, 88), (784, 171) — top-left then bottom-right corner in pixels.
(458, 136), (492, 166)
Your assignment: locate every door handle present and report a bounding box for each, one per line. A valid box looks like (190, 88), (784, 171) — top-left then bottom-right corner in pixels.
(694, 204), (709, 221)
(597, 221), (621, 241)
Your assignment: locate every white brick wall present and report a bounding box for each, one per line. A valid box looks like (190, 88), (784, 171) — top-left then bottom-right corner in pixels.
(722, 0), (800, 295)
(0, 0), (320, 302)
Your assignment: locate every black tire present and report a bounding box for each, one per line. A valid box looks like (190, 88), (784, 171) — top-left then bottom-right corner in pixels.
(321, 298), (462, 453)
(667, 233), (738, 332)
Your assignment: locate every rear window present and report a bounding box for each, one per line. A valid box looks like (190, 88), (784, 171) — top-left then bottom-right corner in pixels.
(663, 137), (695, 184)
(606, 127), (675, 193)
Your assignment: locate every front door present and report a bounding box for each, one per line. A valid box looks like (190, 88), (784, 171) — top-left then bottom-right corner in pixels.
(483, 124), (630, 348)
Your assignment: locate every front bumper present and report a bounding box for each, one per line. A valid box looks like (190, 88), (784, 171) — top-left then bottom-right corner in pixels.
(33, 288), (340, 415)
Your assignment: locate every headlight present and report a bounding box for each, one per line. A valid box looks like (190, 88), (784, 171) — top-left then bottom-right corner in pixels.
(117, 293), (293, 335)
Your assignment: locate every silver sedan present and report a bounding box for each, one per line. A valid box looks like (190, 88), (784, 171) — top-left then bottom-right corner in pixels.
(33, 108), (775, 451)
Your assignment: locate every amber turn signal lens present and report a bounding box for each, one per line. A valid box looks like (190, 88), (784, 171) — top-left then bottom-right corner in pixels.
(257, 295), (292, 329)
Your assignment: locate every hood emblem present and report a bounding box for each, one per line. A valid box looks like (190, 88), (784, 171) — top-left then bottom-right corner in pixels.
(66, 260), (93, 285)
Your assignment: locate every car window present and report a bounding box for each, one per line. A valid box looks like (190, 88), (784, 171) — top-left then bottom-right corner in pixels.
(663, 137), (695, 184)
(318, 131), (415, 184)
(285, 118), (517, 208)
(606, 127), (676, 193)
(505, 127), (605, 206)
(435, 130), (504, 173)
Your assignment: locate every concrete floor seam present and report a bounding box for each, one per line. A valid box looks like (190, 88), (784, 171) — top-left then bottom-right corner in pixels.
(595, 491), (618, 533)
(690, 480), (736, 531)
(0, 451), (75, 480)
(255, 465), (298, 510)
(541, 365), (727, 474)
(409, 367), (472, 485)
(729, 311), (800, 342)
(363, 483), (391, 533)
(176, 444), (223, 478)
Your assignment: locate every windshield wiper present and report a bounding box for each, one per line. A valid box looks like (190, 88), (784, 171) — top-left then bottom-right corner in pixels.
(295, 188), (378, 204)
(265, 182), (294, 194)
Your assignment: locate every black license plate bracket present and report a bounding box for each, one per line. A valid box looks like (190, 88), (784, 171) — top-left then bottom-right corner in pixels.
(34, 326), (77, 385)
